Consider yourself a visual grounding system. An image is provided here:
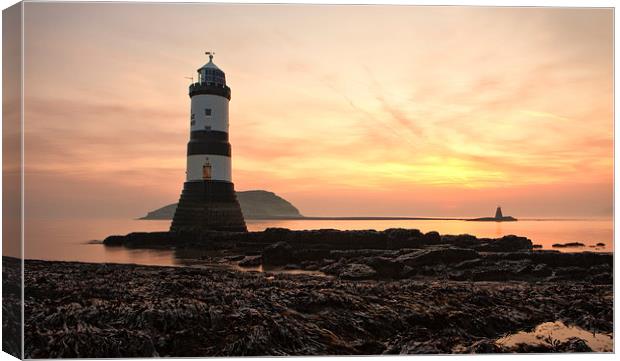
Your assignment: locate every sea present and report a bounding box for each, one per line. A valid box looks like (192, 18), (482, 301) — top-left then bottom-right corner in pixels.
(23, 217), (613, 267)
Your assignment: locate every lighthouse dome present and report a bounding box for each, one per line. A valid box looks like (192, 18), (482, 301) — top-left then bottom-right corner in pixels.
(197, 53), (226, 87)
(199, 60), (221, 71)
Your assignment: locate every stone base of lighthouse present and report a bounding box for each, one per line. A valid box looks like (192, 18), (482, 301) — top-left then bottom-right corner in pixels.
(170, 181), (247, 233)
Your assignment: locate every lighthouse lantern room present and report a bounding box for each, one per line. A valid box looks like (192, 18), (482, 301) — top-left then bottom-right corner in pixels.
(170, 52), (247, 233)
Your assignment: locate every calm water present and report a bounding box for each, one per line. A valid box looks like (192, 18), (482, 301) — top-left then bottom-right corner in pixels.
(24, 217), (613, 267)
(496, 321), (613, 352)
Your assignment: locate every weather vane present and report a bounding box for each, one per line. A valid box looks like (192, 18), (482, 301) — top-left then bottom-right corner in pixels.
(205, 51), (215, 61)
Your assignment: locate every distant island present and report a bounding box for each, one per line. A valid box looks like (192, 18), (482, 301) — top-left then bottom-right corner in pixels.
(143, 196), (518, 222)
(467, 206), (517, 222)
(141, 190), (303, 220)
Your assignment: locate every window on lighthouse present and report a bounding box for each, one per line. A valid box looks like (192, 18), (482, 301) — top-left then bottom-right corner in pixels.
(202, 161), (212, 180)
(205, 108), (212, 116)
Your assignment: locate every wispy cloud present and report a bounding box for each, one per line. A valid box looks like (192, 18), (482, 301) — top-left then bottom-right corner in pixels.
(22, 3), (613, 217)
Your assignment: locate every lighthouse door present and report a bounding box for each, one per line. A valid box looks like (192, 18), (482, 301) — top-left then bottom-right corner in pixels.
(202, 160), (212, 180)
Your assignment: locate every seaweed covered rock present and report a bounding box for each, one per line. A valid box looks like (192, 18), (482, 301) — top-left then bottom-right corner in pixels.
(262, 241), (295, 266)
(238, 256), (262, 267)
(477, 235), (532, 252)
(337, 263), (377, 280)
(24, 260), (613, 357)
(396, 248), (479, 267)
(364, 257), (405, 278)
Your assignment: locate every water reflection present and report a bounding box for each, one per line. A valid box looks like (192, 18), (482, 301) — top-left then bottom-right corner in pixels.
(24, 217), (613, 267)
(171, 248), (327, 276)
(496, 321), (613, 352)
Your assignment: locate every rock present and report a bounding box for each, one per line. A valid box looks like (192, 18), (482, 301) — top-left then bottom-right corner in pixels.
(472, 269), (518, 281)
(529, 252), (612, 268)
(21, 258), (613, 358)
(468, 340), (504, 353)
(261, 227), (293, 240)
(552, 242), (585, 248)
(302, 262), (319, 270)
(385, 229), (425, 249)
(561, 337), (593, 352)
(552, 266), (589, 281)
(396, 248), (479, 267)
(351, 340), (385, 354)
(238, 256), (262, 267)
(423, 231), (441, 244)
(384, 228), (423, 240)
(330, 249), (388, 258)
(476, 235), (532, 252)
(338, 263), (377, 280)
(453, 258), (485, 269)
(529, 264), (552, 278)
(224, 255), (245, 262)
(102, 235), (125, 246)
(295, 249), (331, 261)
(596, 242), (605, 247)
(319, 260), (345, 275)
(446, 234), (479, 247)
(103, 232), (177, 248)
(511, 336), (593, 353)
(387, 237), (426, 249)
(590, 272), (612, 284)
(364, 257), (405, 278)
(532, 244), (543, 249)
(262, 242), (295, 266)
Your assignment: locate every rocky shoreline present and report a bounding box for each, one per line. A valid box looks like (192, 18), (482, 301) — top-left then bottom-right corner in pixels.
(101, 228), (612, 284)
(20, 228), (613, 357)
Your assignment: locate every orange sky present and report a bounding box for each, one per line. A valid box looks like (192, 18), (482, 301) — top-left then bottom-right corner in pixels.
(22, 3), (613, 219)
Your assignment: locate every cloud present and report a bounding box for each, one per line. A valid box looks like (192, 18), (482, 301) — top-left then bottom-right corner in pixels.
(21, 3), (613, 218)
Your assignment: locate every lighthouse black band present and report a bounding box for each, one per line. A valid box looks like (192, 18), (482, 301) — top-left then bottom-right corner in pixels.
(187, 140), (231, 156)
(190, 130), (228, 141)
(174, 181), (239, 210)
(189, 83), (231, 100)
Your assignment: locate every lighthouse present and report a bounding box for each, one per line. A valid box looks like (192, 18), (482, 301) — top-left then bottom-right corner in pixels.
(170, 52), (247, 232)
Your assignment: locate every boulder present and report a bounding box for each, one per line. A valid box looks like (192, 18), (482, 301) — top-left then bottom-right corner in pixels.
(476, 235), (532, 252)
(446, 234), (479, 247)
(295, 248), (331, 261)
(523, 263), (552, 278)
(261, 228), (293, 242)
(364, 257), (405, 278)
(102, 232), (175, 247)
(423, 231), (441, 244)
(396, 248), (479, 267)
(530, 252), (612, 268)
(102, 235), (125, 246)
(384, 228), (425, 249)
(472, 269), (519, 281)
(384, 228), (423, 240)
(238, 255), (262, 267)
(552, 242), (585, 248)
(262, 242), (295, 266)
(590, 272), (613, 284)
(338, 263), (377, 280)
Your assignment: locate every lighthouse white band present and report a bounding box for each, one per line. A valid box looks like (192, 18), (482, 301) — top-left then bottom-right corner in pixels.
(190, 94), (229, 133)
(186, 154), (231, 182)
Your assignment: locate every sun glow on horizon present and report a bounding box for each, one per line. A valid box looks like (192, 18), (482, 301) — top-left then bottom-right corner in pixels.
(20, 3), (613, 219)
